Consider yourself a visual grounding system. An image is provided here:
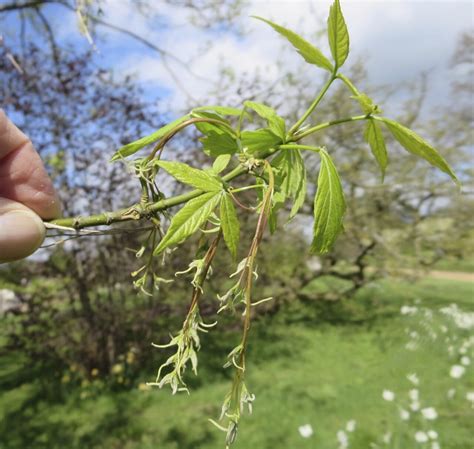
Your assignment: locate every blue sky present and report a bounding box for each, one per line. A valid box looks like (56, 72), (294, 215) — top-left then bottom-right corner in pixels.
(2, 1), (473, 116)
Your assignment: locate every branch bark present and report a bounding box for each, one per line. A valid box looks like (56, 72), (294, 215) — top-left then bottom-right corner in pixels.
(0, 0), (53, 12)
(47, 156), (256, 229)
(47, 114), (372, 230)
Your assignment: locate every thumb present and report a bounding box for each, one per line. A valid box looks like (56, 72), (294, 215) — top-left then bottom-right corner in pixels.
(0, 198), (45, 263)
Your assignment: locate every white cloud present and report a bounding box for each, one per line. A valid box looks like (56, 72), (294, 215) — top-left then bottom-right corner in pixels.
(50, 0), (473, 112)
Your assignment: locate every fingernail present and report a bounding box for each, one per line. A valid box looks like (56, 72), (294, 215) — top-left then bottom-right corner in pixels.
(0, 210), (45, 263)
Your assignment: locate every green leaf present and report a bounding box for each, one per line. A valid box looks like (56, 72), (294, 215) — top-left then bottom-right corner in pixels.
(155, 160), (223, 191)
(244, 101), (286, 141)
(212, 154), (232, 174)
(352, 93), (381, 115)
(199, 127), (239, 157)
(154, 192), (222, 255)
(364, 118), (388, 180)
(289, 157), (307, 218)
(311, 149), (345, 254)
(220, 193), (240, 259)
(253, 16), (333, 72)
(272, 149), (307, 218)
(191, 111), (235, 132)
(268, 202), (281, 235)
(111, 115), (190, 161)
(191, 110), (228, 122)
(192, 106), (245, 116)
(327, 0), (349, 69)
(241, 129), (282, 155)
(256, 180), (280, 234)
(195, 121), (225, 136)
(379, 118), (458, 183)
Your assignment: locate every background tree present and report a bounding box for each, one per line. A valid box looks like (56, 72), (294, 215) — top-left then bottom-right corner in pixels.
(0, 3), (472, 448)
(1, 9), (472, 388)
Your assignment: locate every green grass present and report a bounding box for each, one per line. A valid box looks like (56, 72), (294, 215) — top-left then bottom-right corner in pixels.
(401, 254), (474, 273)
(432, 257), (474, 273)
(1, 277), (473, 449)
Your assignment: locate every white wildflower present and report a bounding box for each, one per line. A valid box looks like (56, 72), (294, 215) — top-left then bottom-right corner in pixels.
(431, 442), (441, 449)
(427, 430), (438, 439)
(447, 388), (456, 399)
(409, 389), (419, 401)
(382, 390), (395, 401)
(407, 373), (419, 385)
(410, 401), (420, 411)
(439, 304), (474, 329)
(337, 430), (348, 449)
(421, 407), (438, 420)
(440, 325), (448, 333)
(382, 432), (392, 444)
(461, 356), (470, 366)
(466, 391), (474, 407)
(401, 305), (418, 315)
(346, 420), (356, 432)
(450, 364), (465, 379)
(399, 408), (410, 421)
(298, 424), (313, 438)
(415, 431), (429, 443)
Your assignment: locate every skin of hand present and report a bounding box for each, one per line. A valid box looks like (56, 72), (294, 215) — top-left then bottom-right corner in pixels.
(0, 109), (61, 263)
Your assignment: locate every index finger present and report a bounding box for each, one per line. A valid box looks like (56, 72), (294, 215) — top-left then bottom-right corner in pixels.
(0, 109), (61, 219)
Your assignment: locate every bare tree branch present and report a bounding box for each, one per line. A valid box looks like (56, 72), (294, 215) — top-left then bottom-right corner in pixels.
(1, 0), (212, 96)
(0, 0), (53, 13)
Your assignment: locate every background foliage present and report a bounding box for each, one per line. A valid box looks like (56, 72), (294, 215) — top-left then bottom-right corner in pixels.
(0, 1), (473, 448)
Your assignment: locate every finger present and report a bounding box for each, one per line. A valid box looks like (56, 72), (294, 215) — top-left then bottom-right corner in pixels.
(0, 198), (45, 263)
(0, 109), (61, 219)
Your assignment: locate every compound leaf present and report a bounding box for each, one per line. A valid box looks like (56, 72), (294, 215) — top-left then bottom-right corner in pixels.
(191, 111), (238, 138)
(212, 154), (232, 174)
(352, 93), (381, 115)
(192, 105), (245, 116)
(244, 101), (286, 141)
(199, 126), (239, 157)
(289, 154), (307, 218)
(380, 118), (458, 183)
(220, 193), (240, 259)
(155, 160), (222, 191)
(311, 149), (345, 253)
(154, 192), (222, 255)
(327, 0), (349, 69)
(364, 118), (388, 180)
(111, 115), (190, 161)
(253, 16), (333, 72)
(272, 149), (307, 218)
(241, 128), (282, 155)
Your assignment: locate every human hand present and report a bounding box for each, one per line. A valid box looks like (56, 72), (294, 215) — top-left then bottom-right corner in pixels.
(0, 110), (61, 263)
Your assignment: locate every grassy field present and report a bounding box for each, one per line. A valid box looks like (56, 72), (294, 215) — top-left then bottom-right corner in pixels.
(1, 277), (473, 449)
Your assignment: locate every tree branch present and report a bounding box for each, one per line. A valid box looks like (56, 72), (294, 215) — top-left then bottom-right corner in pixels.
(56, 2), (211, 84)
(0, 0), (53, 12)
(2, 0), (211, 91)
(48, 158), (252, 230)
(47, 113), (370, 230)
